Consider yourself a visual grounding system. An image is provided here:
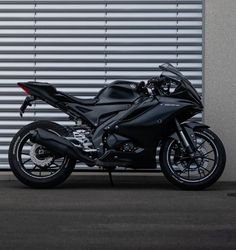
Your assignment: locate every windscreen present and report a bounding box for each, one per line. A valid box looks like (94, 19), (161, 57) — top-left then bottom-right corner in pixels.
(159, 63), (189, 83)
(159, 63), (202, 105)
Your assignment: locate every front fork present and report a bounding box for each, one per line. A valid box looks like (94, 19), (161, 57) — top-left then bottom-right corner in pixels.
(174, 118), (197, 156)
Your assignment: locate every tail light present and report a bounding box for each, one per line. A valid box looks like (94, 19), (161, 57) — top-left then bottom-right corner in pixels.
(18, 83), (31, 95)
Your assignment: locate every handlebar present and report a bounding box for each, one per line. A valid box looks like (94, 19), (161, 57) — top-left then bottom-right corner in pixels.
(146, 76), (175, 96)
(137, 75), (175, 97)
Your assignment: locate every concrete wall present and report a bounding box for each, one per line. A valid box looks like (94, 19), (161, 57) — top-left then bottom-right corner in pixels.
(204, 0), (236, 181)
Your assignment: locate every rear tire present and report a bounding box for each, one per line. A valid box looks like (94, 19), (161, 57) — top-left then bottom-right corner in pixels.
(9, 120), (76, 188)
(160, 127), (226, 190)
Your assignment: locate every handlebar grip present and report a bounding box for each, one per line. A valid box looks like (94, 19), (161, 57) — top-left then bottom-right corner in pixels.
(136, 81), (145, 92)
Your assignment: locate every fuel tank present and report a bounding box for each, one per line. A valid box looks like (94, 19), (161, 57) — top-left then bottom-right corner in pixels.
(96, 80), (141, 104)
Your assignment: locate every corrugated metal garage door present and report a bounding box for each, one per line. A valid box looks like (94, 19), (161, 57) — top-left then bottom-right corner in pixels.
(0, 0), (203, 169)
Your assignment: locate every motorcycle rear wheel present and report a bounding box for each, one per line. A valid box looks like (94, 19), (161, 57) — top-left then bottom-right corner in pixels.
(160, 127), (226, 190)
(9, 120), (76, 188)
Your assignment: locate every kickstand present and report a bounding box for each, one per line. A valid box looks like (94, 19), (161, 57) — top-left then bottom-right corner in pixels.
(108, 170), (114, 187)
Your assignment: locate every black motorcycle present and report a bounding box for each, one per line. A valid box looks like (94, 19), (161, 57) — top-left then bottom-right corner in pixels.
(9, 63), (226, 190)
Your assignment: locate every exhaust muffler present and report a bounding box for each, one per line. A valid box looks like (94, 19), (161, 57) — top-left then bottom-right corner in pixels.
(30, 128), (95, 165)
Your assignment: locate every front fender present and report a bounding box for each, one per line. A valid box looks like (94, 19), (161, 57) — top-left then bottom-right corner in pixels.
(170, 121), (209, 140)
(182, 121), (210, 130)
(169, 121), (210, 150)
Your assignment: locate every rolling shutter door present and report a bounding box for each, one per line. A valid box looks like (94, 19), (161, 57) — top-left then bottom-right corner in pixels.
(0, 0), (203, 169)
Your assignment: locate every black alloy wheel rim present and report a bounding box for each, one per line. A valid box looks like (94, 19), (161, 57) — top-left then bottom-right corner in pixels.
(166, 131), (219, 183)
(17, 132), (69, 179)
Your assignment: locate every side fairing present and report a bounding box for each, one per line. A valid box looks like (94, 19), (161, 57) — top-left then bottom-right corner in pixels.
(67, 102), (132, 127)
(109, 97), (197, 148)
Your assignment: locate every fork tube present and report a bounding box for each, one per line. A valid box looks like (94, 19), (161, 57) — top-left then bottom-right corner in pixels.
(174, 118), (194, 155)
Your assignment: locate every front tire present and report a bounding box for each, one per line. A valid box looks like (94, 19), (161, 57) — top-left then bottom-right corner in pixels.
(9, 120), (76, 188)
(160, 127), (226, 190)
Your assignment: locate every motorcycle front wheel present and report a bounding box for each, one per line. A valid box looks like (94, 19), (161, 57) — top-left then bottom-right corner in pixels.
(9, 120), (76, 188)
(160, 127), (226, 190)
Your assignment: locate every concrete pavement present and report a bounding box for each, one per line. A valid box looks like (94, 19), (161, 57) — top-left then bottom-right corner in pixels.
(0, 174), (236, 250)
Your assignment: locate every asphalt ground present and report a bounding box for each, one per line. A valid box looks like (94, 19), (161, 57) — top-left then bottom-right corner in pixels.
(0, 174), (236, 250)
